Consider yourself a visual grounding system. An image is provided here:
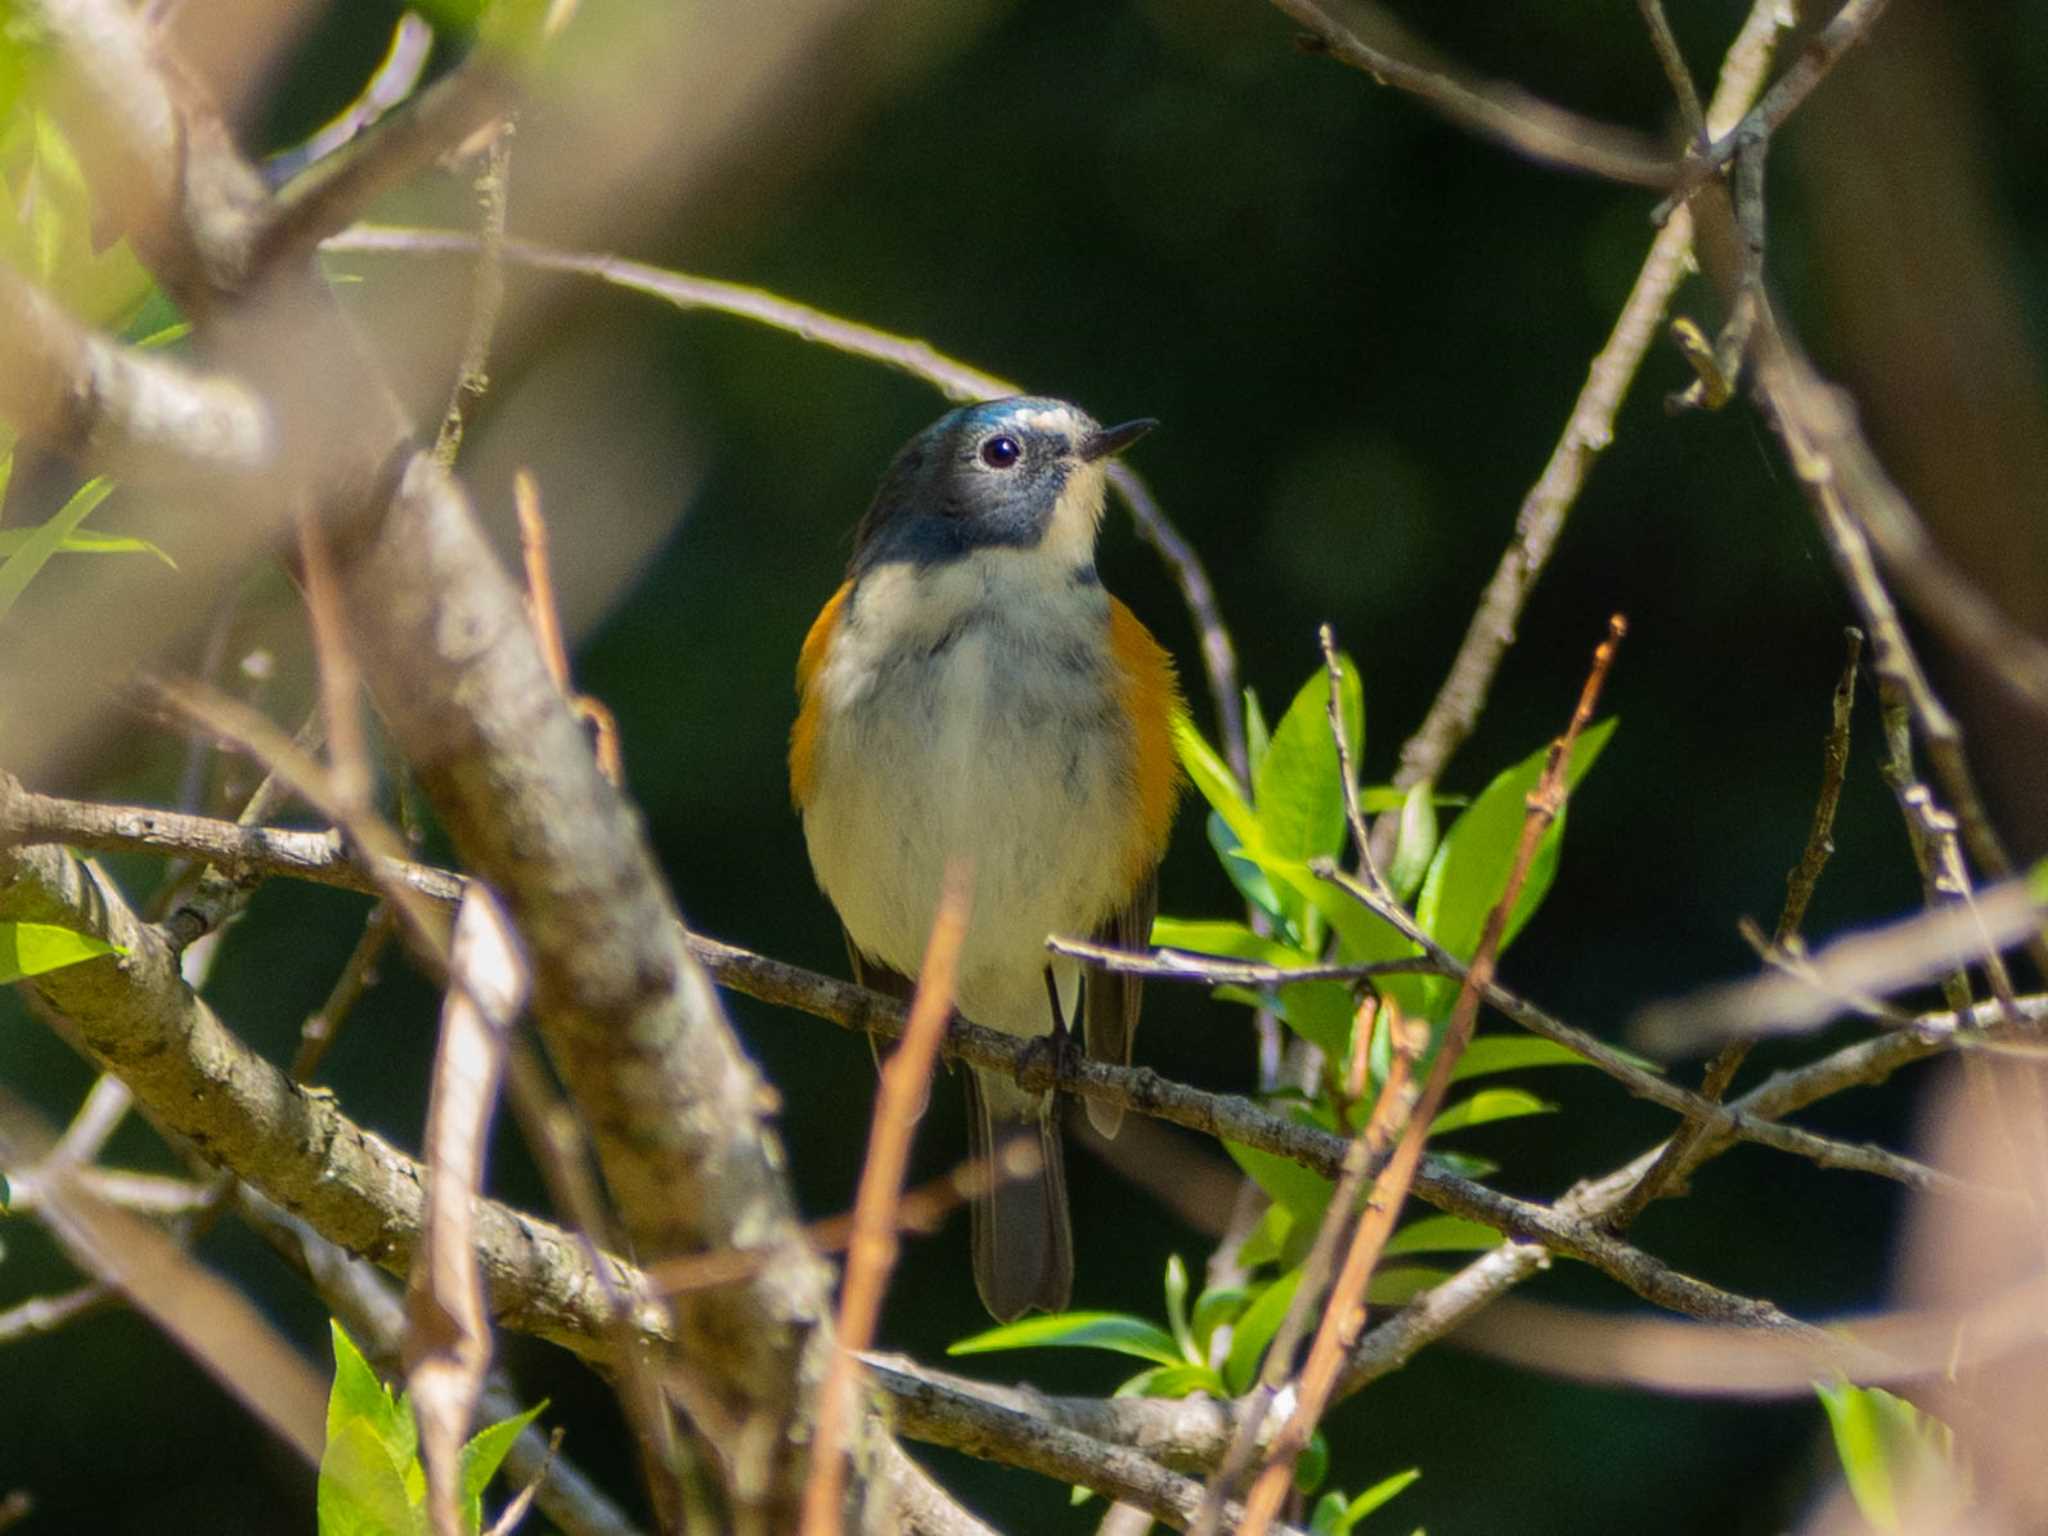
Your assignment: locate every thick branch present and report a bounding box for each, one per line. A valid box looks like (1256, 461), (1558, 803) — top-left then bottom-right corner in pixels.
(0, 266), (271, 478)
(0, 837), (654, 1358)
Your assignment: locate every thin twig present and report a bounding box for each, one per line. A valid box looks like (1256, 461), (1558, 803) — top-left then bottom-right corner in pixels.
(434, 121), (514, 468)
(294, 501), (374, 818)
(1635, 0), (1707, 146)
(516, 470), (623, 785)
(1270, 0), (1676, 186)
(1752, 310), (2048, 986)
(802, 863), (971, 1536)
(135, 676), (452, 968)
(1191, 1010), (1423, 1536)
(1378, 0), (1790, 852)
(408, 887), (530, 1536)
(292, 904), (397, 1082)
(0, 779), (1980, 1202)
(1610, 625), (1861, 1225)
(321, 224), (1248, 784)
(1656, 0), (1896, 219)
(1236, 619), (1629, 1535)
(1319, 623), (1379, 892)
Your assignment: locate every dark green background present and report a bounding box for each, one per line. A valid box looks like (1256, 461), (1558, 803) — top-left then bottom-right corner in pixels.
(6, 0), (2047, 1530)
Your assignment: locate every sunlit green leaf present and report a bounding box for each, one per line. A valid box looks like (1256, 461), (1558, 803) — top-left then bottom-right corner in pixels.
(1386, 780), (1438, 904)
(1235, 1201), (1292, 1271)
(318, 1417), (421, 1536)
(0, 920), (121, 984)
(1816, 1379), (1966, 1532)
(1191, 1283), (1249, 1359)
(1224, 1139), (1331, 1226)
(1149, 917), (1300, 967)
(1223, 1268), (1301, 1393)
(1330, 1469), (1423, 1533)
(1429, 1087), (1554, 1136)
(1366, 1267), (1449, 1306)
(1173, 713), (1258, 848)
(0, 476), (115, 619)
(1449, 1036), (1598, 1082)
(1163, 1254), (1196, 1363)
(1384, 1215), (1504, 1258)
(1113, 1362), (1227, 1399)
(0, 524), (176, 568)
(949, 1311), (1182, 1366)
(326, 1323), (416, 1479)
(1244, 686), (1271, 780)
(1255, 653), (1363, 870)
(1414, 719), (1616, 1013)
(457, 1399), (546, 1524)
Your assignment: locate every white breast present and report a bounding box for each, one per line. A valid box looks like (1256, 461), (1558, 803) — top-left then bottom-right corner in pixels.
(800, 550), (1136, 1040)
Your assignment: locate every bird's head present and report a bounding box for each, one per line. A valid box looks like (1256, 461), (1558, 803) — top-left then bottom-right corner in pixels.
(850, 397), (1154, 577)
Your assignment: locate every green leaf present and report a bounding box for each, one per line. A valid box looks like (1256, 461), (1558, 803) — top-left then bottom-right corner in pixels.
(1272, 980), (1359, 1057)
(949, 1311), (1183, 1366)
(1191, 1284), (1249, 1359)
(1816, 1379), (1964, 1532)
(1429, 1087), (1554, 1136)
(1254, 654), (1363, 870)
(1414, 719), (1616, 1002)
(319, 1417), (421, 1536)
(1384, 1215), (1504, 1258)
(0, 920), (121, 983)
(1386, 780), (1438, 904)
(326, 1323), (416, 1474)
(1244, 686), (1271, 780)
(1163, 1254), (1196, 1363)
(1204, 812), (1289, 932)
(1343, 1469), (1423, 1531)
(458, 1400), (546, 1522)
(1114, 1362), (1227, 1399)
(1224, 1268), (1302, 1394)
(1449, 1036), (1597, 1082)
(0, 476), (115, 619)
(1230, 1201), (1297, 1272)
(1429, 1149), (1499, 1180)
(1366, 1267), (1450, 1306)
(1149, 917), (1301, 967)
(1174, 713), (1258, 848)
(1295, 1428), (1329, 1495)
(1224, 1139), (1332, 1226)
(0, 524), (176, 568)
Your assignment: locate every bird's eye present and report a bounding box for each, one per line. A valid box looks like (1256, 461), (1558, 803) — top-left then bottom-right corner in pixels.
(979, 435), (1022, 469)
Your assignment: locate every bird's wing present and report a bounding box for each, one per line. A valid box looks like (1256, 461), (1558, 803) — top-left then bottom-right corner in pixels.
(1081, 871), (1155, 1138)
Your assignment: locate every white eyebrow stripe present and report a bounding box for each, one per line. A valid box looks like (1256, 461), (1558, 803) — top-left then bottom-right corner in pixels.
(1008, 406), (1086, 438)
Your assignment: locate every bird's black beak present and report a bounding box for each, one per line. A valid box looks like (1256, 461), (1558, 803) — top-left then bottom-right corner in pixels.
(1078, 418), (1158, 462)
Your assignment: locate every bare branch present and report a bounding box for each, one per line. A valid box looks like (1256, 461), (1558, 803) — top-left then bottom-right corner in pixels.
(321, 224), (1250, 784)
(0, 264), (271, 477)
(1268, 0), (1676, 186)
(1382, 0), (1791, 825)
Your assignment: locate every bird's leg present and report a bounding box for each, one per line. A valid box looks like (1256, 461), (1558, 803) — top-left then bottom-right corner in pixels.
(1015, 968), (1082, 1096)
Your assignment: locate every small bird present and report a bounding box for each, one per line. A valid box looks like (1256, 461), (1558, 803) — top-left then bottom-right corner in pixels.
(790, 396), (1183, 1320)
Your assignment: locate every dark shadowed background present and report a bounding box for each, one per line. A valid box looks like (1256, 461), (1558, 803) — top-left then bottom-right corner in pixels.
(5, 0), (2046, 1529)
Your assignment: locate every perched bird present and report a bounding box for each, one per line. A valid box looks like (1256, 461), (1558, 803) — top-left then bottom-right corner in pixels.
(790, 396), (1183, 1320)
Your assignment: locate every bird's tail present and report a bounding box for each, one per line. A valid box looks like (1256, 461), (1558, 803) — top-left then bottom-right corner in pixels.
(964, 1066), (1072, 1321)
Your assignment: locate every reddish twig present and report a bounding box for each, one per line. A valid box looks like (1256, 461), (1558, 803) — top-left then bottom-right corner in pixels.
(516, 469), (623, 786)
(1238, 616), (1627, 1535)
(801, 861), (972, 1536)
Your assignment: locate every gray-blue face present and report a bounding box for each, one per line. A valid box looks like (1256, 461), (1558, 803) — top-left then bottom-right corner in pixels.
(849, 397), (1150, 575)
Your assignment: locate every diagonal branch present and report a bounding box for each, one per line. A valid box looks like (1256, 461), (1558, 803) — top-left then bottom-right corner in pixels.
(1266, 0), (1676, 186)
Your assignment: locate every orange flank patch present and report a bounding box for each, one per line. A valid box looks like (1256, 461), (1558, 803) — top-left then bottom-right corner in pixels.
(1108, 597), (1185, 894)
(789, 580), (851, 809)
